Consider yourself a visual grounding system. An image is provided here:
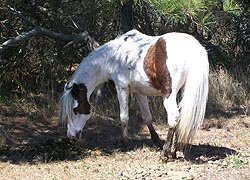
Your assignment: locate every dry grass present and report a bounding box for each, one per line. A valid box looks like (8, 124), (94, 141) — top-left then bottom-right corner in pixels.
(207, 67), (249, 117)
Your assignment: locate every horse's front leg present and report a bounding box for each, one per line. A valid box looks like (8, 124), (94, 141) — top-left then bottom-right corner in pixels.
(135, 94), (162, 148)
(115, 86), (129, 143)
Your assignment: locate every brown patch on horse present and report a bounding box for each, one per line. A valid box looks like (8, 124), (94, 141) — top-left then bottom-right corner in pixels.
(144, 37), (172, 97)
(71, 83), (91, 114)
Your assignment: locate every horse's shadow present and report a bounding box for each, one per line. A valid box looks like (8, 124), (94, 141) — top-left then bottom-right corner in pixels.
(0, 110), (237, 164)
(0, 113), (156, 164)
(183, 144), (237, 163)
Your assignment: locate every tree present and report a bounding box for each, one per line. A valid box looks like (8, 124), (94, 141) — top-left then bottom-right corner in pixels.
(0, 0), (116, 97)
(0, 0), (249, 105)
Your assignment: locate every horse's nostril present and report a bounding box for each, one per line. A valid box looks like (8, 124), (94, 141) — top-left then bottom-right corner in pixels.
(75, 130), (82, 140)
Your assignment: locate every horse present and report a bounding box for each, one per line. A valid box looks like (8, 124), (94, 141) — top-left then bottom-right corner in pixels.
(60, 29), (209, 159)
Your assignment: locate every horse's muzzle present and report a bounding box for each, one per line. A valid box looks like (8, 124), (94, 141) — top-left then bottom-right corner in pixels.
(69, 130), (82, 142)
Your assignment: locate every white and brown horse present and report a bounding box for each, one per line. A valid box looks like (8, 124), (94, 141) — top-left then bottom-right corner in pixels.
(60, 30), (209, 159)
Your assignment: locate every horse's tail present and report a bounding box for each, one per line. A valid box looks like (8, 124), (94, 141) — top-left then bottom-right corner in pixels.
(176, 49), (209, 147)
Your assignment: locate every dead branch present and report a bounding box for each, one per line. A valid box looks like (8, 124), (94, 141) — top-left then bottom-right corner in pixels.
(0, 6), (99, 53)
(0, 26), (100, 53)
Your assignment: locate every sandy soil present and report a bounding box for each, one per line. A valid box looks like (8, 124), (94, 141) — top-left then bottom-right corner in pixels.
(0, 104), (249, 180)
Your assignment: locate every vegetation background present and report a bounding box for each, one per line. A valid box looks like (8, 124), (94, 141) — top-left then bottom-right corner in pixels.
(0, 1), (249, 179)
(0, 0), (249, 117)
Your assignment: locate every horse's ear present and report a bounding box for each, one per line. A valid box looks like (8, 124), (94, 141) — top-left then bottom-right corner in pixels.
(65, 81), (73, 90)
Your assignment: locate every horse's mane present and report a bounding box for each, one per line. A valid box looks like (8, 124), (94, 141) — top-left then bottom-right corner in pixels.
(60, 84), (74, 126)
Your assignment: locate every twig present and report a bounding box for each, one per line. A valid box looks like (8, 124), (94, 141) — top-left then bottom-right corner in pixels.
(94, 113), (116, 122)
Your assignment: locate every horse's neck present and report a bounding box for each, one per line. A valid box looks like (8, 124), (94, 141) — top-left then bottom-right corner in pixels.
(72, 45), (112, 99)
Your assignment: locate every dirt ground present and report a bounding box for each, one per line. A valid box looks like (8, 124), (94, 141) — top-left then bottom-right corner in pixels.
(0, 104), (249, 180)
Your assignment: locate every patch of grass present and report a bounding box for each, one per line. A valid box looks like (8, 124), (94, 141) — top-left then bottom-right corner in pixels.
(207, 67), (249, 117)
(225, 155), (248, 168)
(6, 93), (58, 118)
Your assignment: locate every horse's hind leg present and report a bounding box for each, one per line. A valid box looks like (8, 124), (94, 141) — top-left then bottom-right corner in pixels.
(135, 94), (162, 148)
(161, 92), (179, 160)
(163, 92), (179, 128)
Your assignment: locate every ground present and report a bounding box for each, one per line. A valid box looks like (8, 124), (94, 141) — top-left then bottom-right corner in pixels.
(0, 104), (249, 180)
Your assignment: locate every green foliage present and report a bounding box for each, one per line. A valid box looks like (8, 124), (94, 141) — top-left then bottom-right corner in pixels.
(0, 0), (249, 116)
(148, 0), (217, 30)
(223, 0), (243, 15)
(194, 10), (214, 31)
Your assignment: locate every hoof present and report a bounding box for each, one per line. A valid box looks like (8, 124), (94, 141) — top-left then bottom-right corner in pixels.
(160, 150), (177, 162)
(153, 139), (165, 149)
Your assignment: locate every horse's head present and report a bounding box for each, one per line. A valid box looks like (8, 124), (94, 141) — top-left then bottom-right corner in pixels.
(60, 82), (92, 141)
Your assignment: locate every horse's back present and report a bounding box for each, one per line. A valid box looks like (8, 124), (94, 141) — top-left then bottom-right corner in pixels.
(163, 32), (207, 62)
(111, 30), (208, 96)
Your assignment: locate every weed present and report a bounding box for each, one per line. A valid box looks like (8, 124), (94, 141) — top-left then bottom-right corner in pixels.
(225, 155), (248, 168)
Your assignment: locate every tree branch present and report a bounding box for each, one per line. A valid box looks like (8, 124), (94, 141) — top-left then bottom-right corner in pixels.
(0, 5), (99, 53)
(0, 26), (99, 53)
